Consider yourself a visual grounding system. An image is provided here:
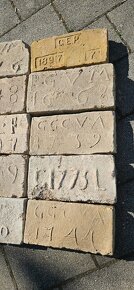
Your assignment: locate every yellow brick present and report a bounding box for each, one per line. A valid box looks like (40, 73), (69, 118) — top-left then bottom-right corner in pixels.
(31, 29), (108, 72)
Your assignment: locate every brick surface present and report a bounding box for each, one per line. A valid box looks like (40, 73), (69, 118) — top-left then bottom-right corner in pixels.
(0, 114), (30, 154)
(24, 200), (115, 255)
(0, 155), (28, 198)
(0, 247), (15, 290)
(0, 198), (27, 244)
(108, 0), (134, 52)
(53, 0), (124, 31)
(30, 111), (116, 155)
(0, 40), (29, 76)
(27, 64), (115, 114)
(0, 0), (19, 37)
(12, 0), (51, 20)
(31, 29), (108, 72)
(0, 5), (66, 45)
(4, 245), (96, 289)
(28, 155), (116, 204)
(0, 75), (27, 114)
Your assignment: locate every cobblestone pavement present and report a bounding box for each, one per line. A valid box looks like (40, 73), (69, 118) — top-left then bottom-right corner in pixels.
(0, 0), (134, 289)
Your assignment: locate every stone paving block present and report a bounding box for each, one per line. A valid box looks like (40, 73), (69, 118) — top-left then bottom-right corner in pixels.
(86, 15), (128, 63)
(0, 75), (27, 114)
(0, 198), (27, 244)
(0, 40), (29, 77)
(62, 257), (134, 290)
(24, 200), (115, 255)
(31, 29), (108, 72)
(108, 0), (134, 52)
(53, 0), (124, 31)
(0, 155), (28, 198)
(0, 0), (19, 37)
(0, 114), (30, 154)
(30, 111), (116, 155)
(28, 155), (116, 204)
(0, 246), (15, 290)
(27, 64), (115, 114)
(0, 5), (66, 45)
(4, 245), (96, 289)
(12, 0), (51, 20)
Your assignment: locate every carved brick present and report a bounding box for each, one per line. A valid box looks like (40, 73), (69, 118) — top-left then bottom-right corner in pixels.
(30, 111), (116, 155)
(0, 114), (30, 154)
(0, 76), (27, 114)
(28, 155), (116, 204)
(0, 198), (27, 244)
(0, 155), (28, 198)
(31, 29), (108, 72)
(24, 200), (114, 255)
(0, 40), (29, 76)
(27, 64), (115, 114)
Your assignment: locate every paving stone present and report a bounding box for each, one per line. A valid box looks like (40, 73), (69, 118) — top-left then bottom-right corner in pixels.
(30, 111), (116, 155)
(12, 0), (51, 20)
(0, 114), (30, 154)
(28, 155), (116, 204)
(62, 257), (134, 290)
(4, 245), (96, 289)
(31, 29), (108, 72)
(116, 114), (134, 184)
(95, 254), (116, 267)
(0, 4), (66, 45)
(0, 75), (27, 114)
(24, 200), (115, 255)
(53, 0), (124, 31)
(0, 155), (28, 198)
(0, 0), (19, 37)
(115, 53), (134, 117)
(27, 64), (115, 114)
(0, 198), (27, 244)
(86, 15), (128, 62)
(0, 246), (15, 290)
(108, 0), (134, 52)
(0, 40), (29, 77)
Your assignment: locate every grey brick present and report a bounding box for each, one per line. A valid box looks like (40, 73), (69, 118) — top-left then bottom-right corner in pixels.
(115, 53), (134, 117)
(86, 15), (128, 62)
(63, 258), (134, 290)
(0, 246), (15, 290)
(116, 114), (134, 184)
(53, 0), (125, 31)
(12, 0), (51, 20)
(108, 0), (134, 51)
(4, 246), (96, 289)
(0, 4), (66, 45)
(0, 0), (19, 37)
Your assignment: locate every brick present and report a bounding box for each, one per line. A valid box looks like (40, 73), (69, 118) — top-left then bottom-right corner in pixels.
(0, 198), (27, 244)
(0, 40), (29, 76)
(28, 155), (116, 204)
(0, 114), (30, 154)
(24, 200), (114, 255)
(0, 155), (28, 198)
(27, 64), (115, 114)
(0, 0), (19, 37)
(0, 75), (27, 114)
(30, 111), (116, 155)
(31, 29), (108, 72)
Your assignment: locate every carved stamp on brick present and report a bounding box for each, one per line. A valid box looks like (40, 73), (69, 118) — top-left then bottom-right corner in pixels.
(27, 64), (115, 114)
(28, 155), (116, 204)
(0, 76), (27, 114)
(0, 114), (30, 154)
(0, 198), (27, 244)
(24, 200), (114, 255)
(31, 29), (108, 72)
(0, 40), (29, 76)
(30, 111), (115, 155)
(0, 155), (28, 198)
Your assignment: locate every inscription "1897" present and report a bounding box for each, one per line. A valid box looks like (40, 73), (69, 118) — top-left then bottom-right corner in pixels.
(35, 52), (64, 69)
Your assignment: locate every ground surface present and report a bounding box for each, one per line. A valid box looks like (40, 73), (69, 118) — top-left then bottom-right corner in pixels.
(0, 0), (134, 289)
